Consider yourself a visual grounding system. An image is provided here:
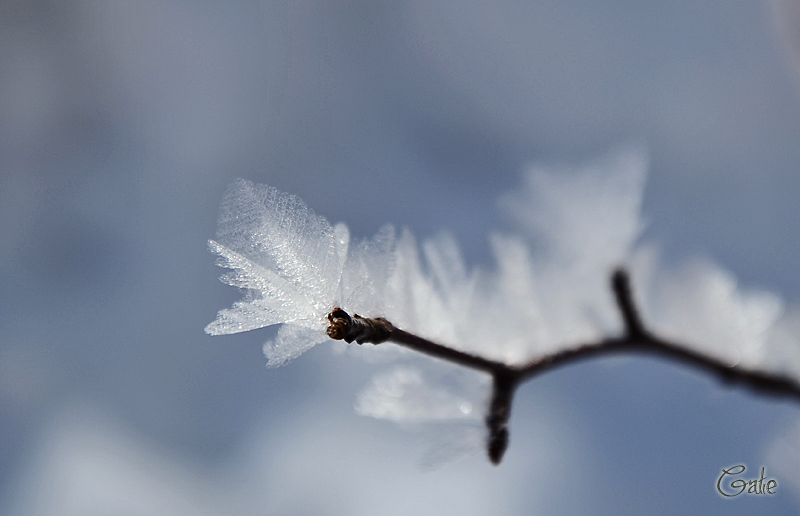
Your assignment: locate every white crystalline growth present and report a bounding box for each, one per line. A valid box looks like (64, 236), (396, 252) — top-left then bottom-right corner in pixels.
(379, 149), (650, 364)
(207, 150), (800, 382)
(205, 179), (395, 367)
(207, 153), (649, 370)
(355, 366), (485, 423)
(206, 151), (800, 468)
(354, 364), (489, 468)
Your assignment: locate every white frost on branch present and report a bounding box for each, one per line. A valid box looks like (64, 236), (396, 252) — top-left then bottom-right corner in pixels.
(640, 258), (787, 369)
(374, 149), (649, 363)
(354, 363), (490, 467)
(206, 149), (800, 383)
(205, 179), (395, 367)
(355, 366), (483, 423)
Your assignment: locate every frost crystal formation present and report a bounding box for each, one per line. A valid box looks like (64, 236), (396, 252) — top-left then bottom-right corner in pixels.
(205, 179), (394, 367)
(207, 150), (800, 396)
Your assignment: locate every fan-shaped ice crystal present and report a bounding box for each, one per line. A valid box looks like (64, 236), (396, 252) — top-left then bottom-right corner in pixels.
(206, 179), (395, 366)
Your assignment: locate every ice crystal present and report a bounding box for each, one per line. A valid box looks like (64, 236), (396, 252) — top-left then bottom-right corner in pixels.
(205, 179), (395, 367)
(207, 149), (799, 384)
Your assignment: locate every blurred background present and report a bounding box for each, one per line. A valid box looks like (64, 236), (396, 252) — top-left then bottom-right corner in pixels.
(1, 0), (800, 514)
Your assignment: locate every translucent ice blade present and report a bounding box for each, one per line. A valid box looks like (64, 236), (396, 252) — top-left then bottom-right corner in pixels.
(760, 305), (800, 378)
(214, 179), (348, 318)
(487, 148), (649, 354)
(383, 229), (458, 344)
(422, 233), (469, 301)
(501, 148), (647, 269)
(355, 365), (489, 467)
(263, 324), (328, 368)
(647, 259), (785, 368)
(205, 240), (317, 335)
(205, 301), (285, 335)
(355, 366), (485, 423)
(339, 224), (396, 317)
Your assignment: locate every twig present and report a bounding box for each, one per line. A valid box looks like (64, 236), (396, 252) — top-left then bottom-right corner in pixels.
(326, 268), (800, 464)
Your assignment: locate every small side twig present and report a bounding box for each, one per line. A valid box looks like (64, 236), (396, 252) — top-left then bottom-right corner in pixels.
(612, 268), (647, 339)
(326, 268), (800, 464)
(486, 372), (516, 464)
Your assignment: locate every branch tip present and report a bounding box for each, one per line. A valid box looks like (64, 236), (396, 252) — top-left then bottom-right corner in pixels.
(326, 308), (393, 344)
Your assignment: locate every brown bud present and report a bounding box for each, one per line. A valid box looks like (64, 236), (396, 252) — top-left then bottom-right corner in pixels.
(326, 308), (351, 340)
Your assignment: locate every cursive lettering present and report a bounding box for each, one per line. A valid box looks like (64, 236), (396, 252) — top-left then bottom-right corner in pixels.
(717, 465), (777, 497)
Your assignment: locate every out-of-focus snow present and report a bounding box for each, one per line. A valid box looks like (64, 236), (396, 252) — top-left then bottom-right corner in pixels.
(5, 397), (588, 516)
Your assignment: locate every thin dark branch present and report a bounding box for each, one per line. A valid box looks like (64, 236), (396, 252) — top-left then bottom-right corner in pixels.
(611, 268), (647, 339)
(607, 269), (800, 402)
(516, 334), (800, 402)
(389, 328), (506, 375)
(326, 267), (800, 464)
(327, 307), (509, 374)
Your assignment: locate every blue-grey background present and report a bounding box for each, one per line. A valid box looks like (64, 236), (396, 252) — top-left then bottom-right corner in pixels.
(1, 1), (799, 514)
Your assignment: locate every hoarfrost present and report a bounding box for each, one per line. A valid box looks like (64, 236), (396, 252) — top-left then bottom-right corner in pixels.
(207, 149), (799, 401)
(355, 366), (485, 423)
(355, 364), (489, 468)
(206, 179), (395, 367)
(377, 149), (650, 364)
(641, 259), (786, 368)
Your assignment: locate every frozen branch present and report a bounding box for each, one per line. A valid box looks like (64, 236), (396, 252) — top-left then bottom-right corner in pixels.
(208, 176), (799, 465)
(326, 267), (800, 464)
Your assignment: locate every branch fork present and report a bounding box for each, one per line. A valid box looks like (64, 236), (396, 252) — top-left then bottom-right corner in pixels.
(326, 268), (800, 464)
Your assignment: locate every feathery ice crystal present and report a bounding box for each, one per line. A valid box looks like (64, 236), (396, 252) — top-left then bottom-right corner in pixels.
(207, 149), (800, 383)
(205, 179), (394, 367)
